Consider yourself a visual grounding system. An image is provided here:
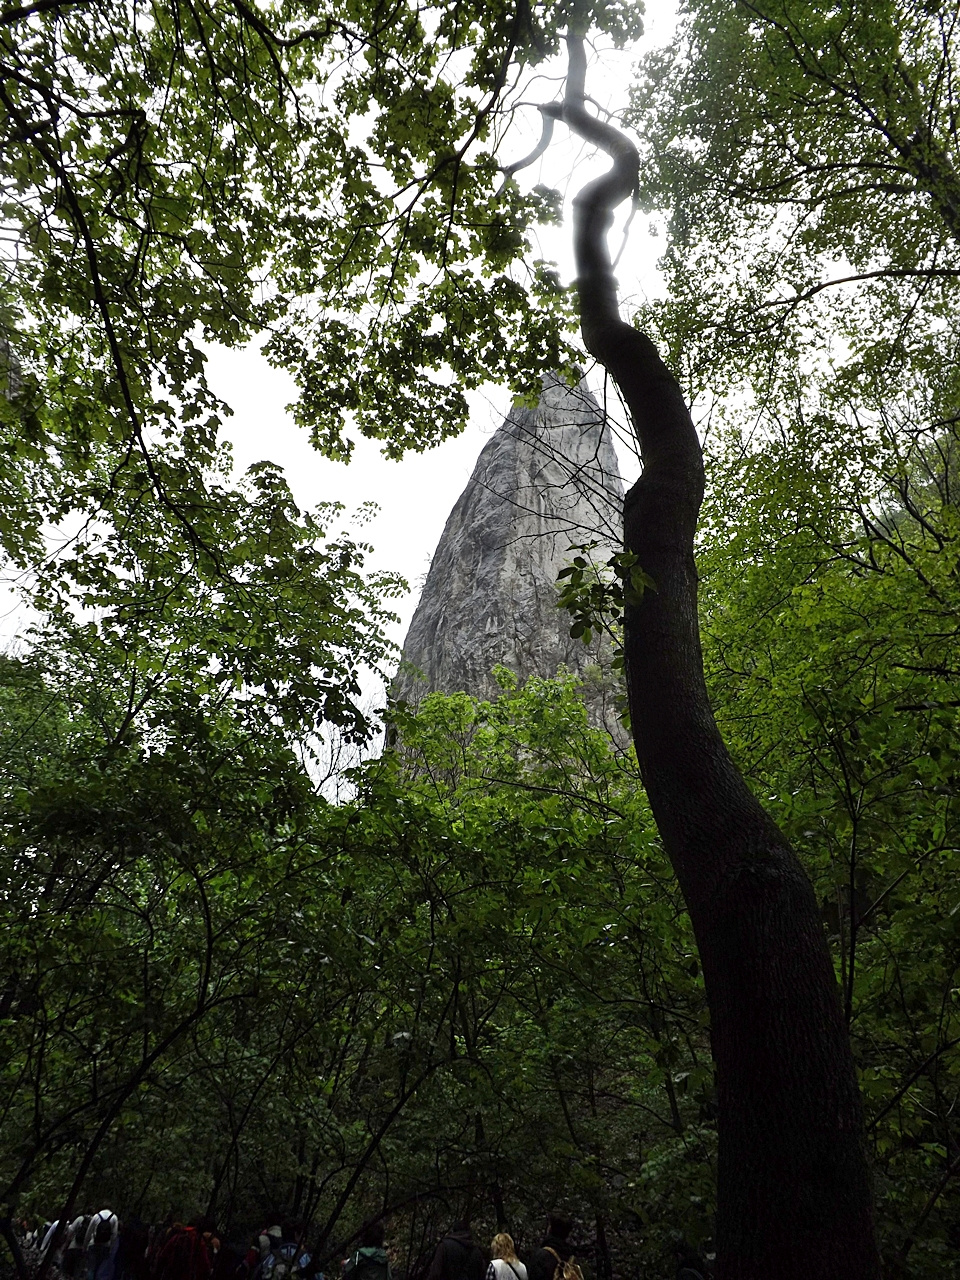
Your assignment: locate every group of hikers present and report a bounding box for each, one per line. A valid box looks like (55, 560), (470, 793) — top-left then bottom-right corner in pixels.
(16, 1210), (710, 1280)
(21, 1211), (306, 1280)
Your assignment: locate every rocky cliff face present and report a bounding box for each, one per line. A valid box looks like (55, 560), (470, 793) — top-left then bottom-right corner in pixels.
(392, 374), (626, 737)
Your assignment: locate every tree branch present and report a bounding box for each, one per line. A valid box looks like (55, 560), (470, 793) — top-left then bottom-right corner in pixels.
(500, 108), (555, 179)
(0, 0), (91, 26)
(541, 33), (639, 312)
(763, 266), (960, 309)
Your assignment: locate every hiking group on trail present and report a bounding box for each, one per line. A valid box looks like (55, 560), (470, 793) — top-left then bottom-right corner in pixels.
(19, 1212), (308, 1280)
(12, 1210), (710, 1280)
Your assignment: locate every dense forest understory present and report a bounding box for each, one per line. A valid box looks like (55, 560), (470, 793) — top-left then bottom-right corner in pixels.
(1, 0), (959, 1276)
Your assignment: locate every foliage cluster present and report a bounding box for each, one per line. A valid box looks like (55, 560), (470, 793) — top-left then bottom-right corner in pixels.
(0, 640), (711, 1277)
(0, 0), (641, 744)
(695, 414), (960, 1276)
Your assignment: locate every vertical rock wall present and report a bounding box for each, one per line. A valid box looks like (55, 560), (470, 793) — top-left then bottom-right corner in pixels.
(392, 374), (627, 738)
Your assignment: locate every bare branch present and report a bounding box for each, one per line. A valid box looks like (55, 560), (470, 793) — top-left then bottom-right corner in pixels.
(500, 107), (556, 179)
(764, 266), (960, 309)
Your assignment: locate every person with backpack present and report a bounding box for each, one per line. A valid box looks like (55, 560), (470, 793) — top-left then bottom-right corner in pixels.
(486, 1235), (526, 1280)
(343, 1223), (391, 1280)
(86, 1209), (120, 1280)
(524, 1216), (579, 1280)
(257, 1222), (308, 1280)
(85, 1210), (120, 1251)
(40, 1218), (71, 1269)
(154, 1219), (216, 1280)
(63, 1213), (94, 1279)
(425, 1222), (485, 1280)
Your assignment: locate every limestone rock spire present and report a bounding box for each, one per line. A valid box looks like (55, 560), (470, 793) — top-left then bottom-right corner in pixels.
(392, 374), (626, 736)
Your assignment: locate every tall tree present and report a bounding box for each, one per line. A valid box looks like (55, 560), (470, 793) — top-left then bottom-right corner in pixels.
(621, 2), (960, 1268)
(531, 27), (881, 1280)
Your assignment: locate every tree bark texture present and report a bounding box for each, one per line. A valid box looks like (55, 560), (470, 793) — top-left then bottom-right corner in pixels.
(548, 31), (882, 1280)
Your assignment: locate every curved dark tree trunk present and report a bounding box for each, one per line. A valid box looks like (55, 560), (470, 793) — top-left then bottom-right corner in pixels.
(545, 30), (881, 1280)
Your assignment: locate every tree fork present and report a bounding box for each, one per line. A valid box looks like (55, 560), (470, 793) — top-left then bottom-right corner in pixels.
(547, 30), (881, 1279)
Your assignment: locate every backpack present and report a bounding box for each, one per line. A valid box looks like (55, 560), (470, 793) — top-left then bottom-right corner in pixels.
(156, 1226), (211, 1280)
(544, 1249), (583, 1280)
(94, 1216), (113, 1246)
(346, 1250), (389, 1280)
(70, 1218), (91, 1252)
(260, 1242), (304, 1280)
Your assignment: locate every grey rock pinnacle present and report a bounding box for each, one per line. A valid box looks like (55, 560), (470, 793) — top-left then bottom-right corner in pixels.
(392, 374), (627, 737)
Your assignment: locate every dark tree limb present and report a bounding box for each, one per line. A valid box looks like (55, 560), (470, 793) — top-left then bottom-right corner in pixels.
(0, 0), (92, 26)
(546, 29), (881, 1280)
(0, 1215), (28, 1280)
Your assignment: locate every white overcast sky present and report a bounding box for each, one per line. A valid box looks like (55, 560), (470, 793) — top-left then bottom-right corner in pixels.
(204, 1), (678, 663)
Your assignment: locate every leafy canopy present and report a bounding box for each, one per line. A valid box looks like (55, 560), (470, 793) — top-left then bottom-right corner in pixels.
(628, 0), (960, 430)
